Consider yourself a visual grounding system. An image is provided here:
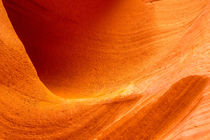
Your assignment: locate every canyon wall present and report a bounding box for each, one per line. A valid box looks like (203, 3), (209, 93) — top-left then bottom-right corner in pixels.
(0, 0), (209, 139)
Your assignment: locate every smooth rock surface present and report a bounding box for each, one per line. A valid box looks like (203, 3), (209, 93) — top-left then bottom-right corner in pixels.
(0, 0), (209, 139)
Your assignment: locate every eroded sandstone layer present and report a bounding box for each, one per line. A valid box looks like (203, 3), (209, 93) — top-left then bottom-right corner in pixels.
(0, 0), (209, 139)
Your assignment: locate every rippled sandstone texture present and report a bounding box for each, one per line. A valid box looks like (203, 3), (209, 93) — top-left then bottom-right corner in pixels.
(0, 0), (209, 139)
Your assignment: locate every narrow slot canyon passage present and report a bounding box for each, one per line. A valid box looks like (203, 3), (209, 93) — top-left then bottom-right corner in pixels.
(3, 0), (158, 98)
(0, 0), (209, 139)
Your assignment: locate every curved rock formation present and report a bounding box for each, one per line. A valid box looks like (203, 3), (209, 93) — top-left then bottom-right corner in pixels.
(0, 0), (209, 139)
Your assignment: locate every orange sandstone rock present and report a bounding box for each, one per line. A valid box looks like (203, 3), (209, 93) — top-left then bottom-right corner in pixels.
(0, 0), (209, 139)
